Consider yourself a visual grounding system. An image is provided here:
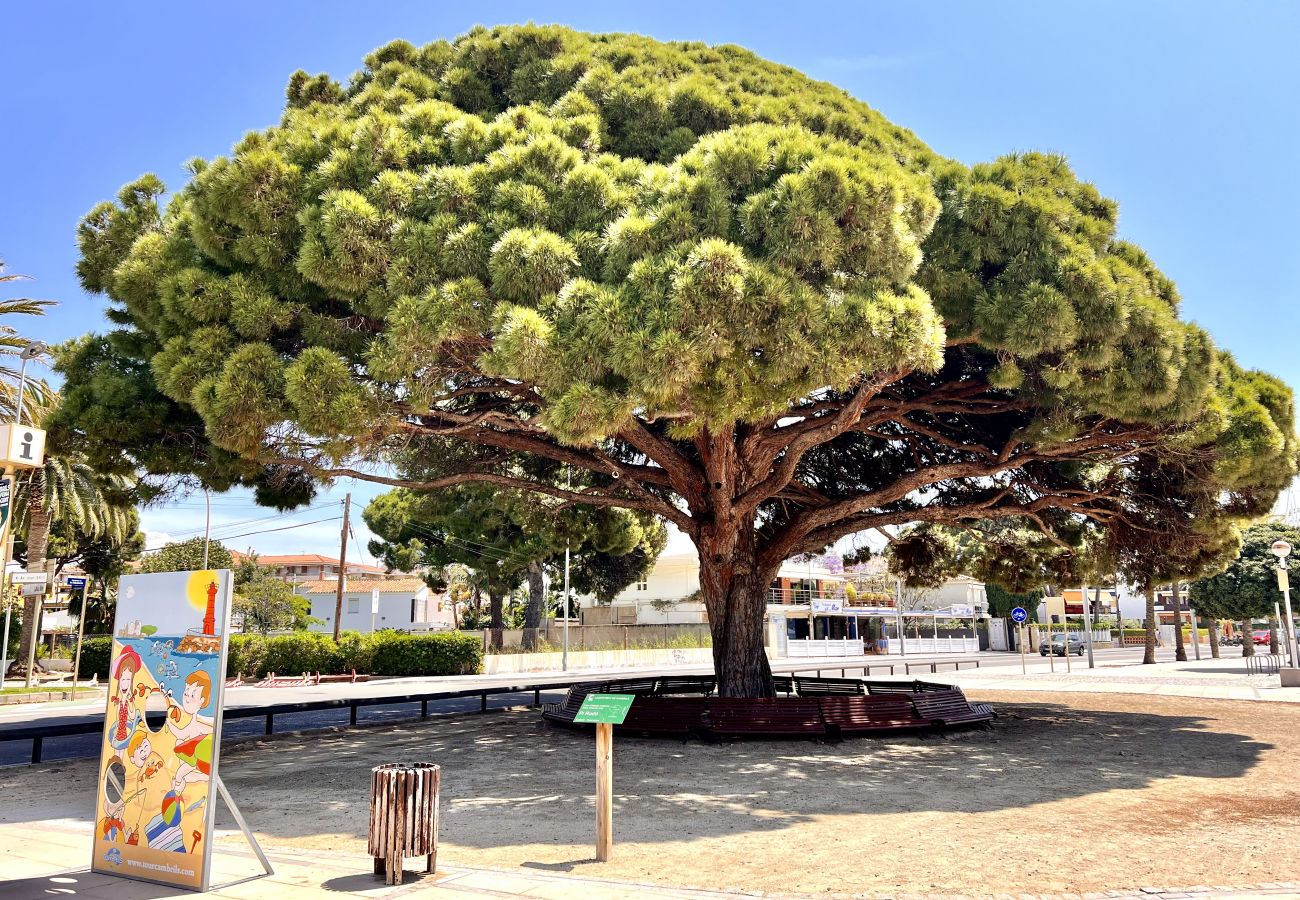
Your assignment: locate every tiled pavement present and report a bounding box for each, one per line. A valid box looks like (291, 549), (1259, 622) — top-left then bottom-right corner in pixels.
(2, 820), (1296, 899)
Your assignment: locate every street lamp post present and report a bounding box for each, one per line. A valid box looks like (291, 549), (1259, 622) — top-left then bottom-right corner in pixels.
(8, 342), (48, 688)
(1270, 540), (1299, 674)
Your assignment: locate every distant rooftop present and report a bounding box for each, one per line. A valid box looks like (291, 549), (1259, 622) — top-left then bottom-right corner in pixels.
(295, 578), (430, 595)
(231, 551), (387, 574)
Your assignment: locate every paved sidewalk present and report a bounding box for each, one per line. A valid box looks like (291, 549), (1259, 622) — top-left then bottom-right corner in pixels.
(946, 654), (1300, 703)
(0, 819), (751, 899)
(3, 821), (1299, 899)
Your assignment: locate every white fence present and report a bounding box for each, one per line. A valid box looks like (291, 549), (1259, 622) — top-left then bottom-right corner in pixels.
(786, 638), (866, 658)
(898, 637), (979, 654)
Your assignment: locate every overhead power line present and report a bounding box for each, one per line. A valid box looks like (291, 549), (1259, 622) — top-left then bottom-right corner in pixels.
(143, 515), (344, 554)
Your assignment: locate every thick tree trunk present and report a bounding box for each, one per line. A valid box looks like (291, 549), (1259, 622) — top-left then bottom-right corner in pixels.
(1170, 582), (1187, 662)
(1142, 588), (1158, 665)
(488, 590), (503, 651)
(9, 501), (50, 679)
(521, 560), (545, 651)
(698, 530), (775, 698)
(1241, 619), (1254, 657)
(1268, 614), (1280, 655)
(1208, 619), (1221, 659)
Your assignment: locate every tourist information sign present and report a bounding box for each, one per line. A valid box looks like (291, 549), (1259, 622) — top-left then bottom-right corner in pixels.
(574, 693), (635, 724)
(574, 693), (636, 862)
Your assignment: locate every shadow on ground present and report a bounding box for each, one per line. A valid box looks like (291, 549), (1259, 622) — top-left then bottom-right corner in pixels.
(1, 696), (1278, 852)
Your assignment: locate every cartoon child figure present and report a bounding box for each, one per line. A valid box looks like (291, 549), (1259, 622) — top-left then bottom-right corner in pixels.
(123, 727), (167, 844)
(128, 728), (166, 785)
(167, 670), (215, 792)
(108, 647), (145, 751)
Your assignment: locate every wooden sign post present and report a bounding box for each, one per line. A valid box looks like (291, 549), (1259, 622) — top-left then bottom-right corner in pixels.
(573, 693), (635, 862)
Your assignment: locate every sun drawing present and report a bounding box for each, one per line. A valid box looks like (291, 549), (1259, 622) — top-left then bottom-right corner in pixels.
(185, 570), (219, 612)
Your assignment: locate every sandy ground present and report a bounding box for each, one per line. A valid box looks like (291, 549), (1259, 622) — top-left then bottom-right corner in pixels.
(4, 691), (1299, 897)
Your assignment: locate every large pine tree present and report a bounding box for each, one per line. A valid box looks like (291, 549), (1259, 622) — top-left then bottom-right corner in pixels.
(56, 26), (1296, 695)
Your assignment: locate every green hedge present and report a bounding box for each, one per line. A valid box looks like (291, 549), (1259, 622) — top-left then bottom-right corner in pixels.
(367, 631), (481, 677)
(228, 630), (480, 679)
(80, 636), (114, 679)
(80, 631), (481, 681)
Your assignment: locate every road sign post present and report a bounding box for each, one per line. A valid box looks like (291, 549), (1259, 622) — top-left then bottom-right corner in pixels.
(67, 576), (88, 699)
(20, 568), (52, 688)
(1011, 607), (1028, 674)
(573, 693), (635, 861)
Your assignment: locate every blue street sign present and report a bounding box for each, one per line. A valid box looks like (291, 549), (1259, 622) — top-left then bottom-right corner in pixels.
(66, 576), (88, 589)
(1011, 606), (1028, 623)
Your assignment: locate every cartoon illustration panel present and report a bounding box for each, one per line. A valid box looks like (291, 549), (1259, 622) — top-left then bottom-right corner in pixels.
(92, 570), (232, 891)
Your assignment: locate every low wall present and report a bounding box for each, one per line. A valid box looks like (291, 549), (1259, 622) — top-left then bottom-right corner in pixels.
(478, 623), (711, 651)
(483, 646), (714, 674)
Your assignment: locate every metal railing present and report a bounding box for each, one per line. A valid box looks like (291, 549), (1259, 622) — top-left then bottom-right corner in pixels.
(790, 659), (981, 679)
(1245, 653), (1282, 676)
(0, 678), (585, 767)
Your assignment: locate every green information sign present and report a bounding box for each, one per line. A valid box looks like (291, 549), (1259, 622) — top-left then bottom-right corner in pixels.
(574, 693), (636, 725)
(0, 476), (10, 532)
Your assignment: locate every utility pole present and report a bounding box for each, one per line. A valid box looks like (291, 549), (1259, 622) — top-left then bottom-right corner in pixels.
(1081, 583), (1095, 669)
(333, 493), (351, 641)
(202, 489), (211, 569)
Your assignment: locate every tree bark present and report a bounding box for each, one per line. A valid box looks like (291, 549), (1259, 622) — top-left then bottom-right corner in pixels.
(1208, 618), (1221, 659)
(1268, 614), (1280, 655)
(1170, 582), (1187, 662)
(698, 529), (775, 698)
(1142, 588), (1158, 665)
(9, 491), (50, 679)
(488, 590), (503, 651)
(522, 560), (545, 651)
(1241, 619), (1254, 657)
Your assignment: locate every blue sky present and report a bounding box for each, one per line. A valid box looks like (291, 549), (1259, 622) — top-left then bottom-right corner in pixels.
(3, 1), (1297, 557)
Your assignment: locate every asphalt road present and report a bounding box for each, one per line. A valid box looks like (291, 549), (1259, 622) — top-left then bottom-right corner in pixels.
(0, 646), (1155, 767)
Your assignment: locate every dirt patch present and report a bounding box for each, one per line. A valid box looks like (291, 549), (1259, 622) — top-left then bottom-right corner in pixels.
(4, 691), (1297, 897)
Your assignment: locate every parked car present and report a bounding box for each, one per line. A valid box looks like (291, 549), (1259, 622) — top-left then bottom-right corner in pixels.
(1040, 633), (1087, 656)
(1252, 629), (1272, 645)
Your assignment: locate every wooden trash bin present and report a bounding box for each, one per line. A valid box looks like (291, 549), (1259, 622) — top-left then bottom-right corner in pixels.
(368, 762), (440, 885)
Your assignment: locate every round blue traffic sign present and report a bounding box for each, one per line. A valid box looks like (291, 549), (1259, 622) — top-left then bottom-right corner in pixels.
(1010, 606), (1028, 623)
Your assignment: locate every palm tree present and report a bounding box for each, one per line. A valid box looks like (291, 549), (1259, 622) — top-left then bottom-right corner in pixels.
(8, 442), (136, 677)
(1143, 586), (1159, 664)
(0, 260), (55, 419)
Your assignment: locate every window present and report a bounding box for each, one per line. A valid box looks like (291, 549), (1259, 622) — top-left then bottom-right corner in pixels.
(411, 598), (418, 623)
(347, 598), (360, 615)
(635, 578), (648, 591)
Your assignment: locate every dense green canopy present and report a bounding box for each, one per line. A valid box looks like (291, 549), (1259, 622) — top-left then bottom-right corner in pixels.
(1189, 522), (1300, 625)
(57, 25), (1297, 695)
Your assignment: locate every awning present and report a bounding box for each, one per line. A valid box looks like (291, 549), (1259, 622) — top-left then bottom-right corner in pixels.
(767, 603), (979, 619)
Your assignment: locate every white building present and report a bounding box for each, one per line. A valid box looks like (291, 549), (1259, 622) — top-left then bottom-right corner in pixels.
(591, 552), (848, 625)
(231, 552), (392, 584)
(906, 575), (989, 617)
(298, 578), (455, 634)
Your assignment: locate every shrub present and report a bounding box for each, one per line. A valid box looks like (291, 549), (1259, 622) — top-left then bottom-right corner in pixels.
(368, 631), (482, 677)
(335, 630), (375, 674)
(259, 631), (341, 676)
(228, 634), (269, 679)
(82, 630), (480, 682)
(80, 636), (113, 679)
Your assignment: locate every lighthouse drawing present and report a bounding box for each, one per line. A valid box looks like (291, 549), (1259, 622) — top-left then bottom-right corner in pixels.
(177, 572), (224, 654)
(202, 580), (217, 636)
